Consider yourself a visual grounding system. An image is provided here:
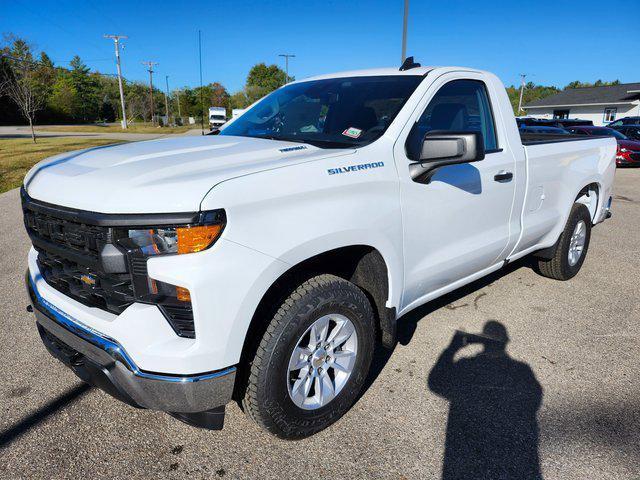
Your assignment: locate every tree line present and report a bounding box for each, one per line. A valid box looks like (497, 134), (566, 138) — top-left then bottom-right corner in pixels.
(0, 35), (288, 139)
(1, 34), (624, 138)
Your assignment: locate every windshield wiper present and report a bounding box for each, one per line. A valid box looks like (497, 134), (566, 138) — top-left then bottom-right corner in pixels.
(251, 134), (355, 149)
(300, 139), (357, 149)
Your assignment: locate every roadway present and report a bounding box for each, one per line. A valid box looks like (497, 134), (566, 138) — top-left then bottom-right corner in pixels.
(0, 170), (638, 479)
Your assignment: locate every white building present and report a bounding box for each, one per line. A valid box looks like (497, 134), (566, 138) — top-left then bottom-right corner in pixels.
(524, 83), (640, 126)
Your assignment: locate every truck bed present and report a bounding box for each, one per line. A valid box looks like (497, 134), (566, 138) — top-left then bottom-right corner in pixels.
(519, 132), (600, 145)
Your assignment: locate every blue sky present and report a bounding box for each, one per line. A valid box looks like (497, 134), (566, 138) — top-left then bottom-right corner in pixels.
(2, 0), (639, 93)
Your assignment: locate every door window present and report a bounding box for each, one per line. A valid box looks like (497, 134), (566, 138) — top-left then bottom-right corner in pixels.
(405, 79), (498, 159)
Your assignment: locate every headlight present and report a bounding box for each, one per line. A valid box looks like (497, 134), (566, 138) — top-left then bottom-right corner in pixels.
(620, 148), (629, 153)
(123, 209), (225, 257)
(116, 209), (226, 309)
(127, 224), (223, 256)
(126, 225), (223, 304)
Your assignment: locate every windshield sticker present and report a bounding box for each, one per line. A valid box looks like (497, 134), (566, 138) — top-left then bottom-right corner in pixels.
(342, 127), (362, 138)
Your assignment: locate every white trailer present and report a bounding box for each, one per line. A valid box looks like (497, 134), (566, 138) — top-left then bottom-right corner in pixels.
(209, 106), (226, 130)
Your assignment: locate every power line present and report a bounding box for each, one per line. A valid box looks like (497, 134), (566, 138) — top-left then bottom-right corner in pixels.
(104, 34), (128, 129)
(54, 58), (111, 63)
(141, 61), (159, 125)
(15, 0), (107, 58)
(0, 54), (125, 79)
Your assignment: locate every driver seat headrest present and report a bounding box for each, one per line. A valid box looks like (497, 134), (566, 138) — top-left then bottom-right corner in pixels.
(430, 103), (468, 130)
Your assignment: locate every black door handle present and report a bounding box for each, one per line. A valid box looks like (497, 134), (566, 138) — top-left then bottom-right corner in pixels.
(494, 171), (513, 182)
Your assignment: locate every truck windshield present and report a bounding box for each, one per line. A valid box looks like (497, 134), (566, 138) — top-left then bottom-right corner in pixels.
(210, 115), (225, 120)
(219, 75), (423, 148)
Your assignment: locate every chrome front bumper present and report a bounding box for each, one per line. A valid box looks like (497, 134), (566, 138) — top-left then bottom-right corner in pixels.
(27, 274), (236, 427)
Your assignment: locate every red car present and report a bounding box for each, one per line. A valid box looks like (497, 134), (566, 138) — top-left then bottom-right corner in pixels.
(567, 126), (640, 167)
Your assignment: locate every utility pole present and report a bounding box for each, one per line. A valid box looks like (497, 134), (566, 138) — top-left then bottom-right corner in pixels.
(401, 0), (409, 63)
(104, 34), (128, 129)
(278, 54), (296, 85)
(164, 75), (170, 125)
(142, 61), (159, 125)
(517, 73), (527, 115)
(198, 30), (205, 135)
(176, 89), (182, 120)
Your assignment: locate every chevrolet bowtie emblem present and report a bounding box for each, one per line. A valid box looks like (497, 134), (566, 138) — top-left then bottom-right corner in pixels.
(80, 274), (96, 286)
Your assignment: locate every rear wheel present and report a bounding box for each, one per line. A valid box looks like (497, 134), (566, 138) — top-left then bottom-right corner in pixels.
(242, 274), (375, 439)
(536, 203), (592, 280)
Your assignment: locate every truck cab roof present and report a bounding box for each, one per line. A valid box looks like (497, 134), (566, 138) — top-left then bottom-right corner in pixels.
(296, 66), (484, 83)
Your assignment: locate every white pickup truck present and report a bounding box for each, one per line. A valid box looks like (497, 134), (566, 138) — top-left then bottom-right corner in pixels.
(23, 62), (615, 439)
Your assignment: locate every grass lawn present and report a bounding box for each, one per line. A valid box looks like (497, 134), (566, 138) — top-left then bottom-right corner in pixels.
(0, 137), (127, 194)
(36, 123), (194, 134)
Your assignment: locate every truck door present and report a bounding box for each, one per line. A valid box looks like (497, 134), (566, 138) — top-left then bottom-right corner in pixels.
(394, 74), (517, 312)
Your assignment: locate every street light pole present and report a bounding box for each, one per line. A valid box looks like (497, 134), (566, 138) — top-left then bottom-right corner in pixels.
(401, 0), (409, 63)
(164, 75), (170, 125)
(278, 54), (296, 84)
(104, 34), (128, 129)
(198, 30), (205, 135)
(517, 73), (527, 115)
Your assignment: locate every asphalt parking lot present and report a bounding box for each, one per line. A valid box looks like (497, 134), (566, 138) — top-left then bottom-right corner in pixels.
(0, 169), (638, 480)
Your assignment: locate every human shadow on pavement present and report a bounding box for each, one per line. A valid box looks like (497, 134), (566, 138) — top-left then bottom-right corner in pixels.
(360, 259), (532, 402)
(0, 382), (91, 448)
(428, 321), (543, 480)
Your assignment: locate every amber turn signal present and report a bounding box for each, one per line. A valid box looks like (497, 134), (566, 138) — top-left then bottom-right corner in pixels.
(177, 224), (223, 254)
(176, 286), (191, 302)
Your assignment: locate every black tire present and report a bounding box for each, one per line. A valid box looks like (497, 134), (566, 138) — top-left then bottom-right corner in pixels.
(536, 203), (592, 280)
(242, 274), (376, 439)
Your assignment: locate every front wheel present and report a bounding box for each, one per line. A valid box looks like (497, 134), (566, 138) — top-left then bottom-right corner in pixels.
(242, 274), (376, 439)
(536, 203), (592, 280)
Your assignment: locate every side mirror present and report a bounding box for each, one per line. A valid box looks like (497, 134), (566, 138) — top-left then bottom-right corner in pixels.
(409, 130), (485, 183)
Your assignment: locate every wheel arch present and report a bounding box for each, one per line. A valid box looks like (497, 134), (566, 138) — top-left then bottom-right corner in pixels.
(574, 182), (600, 223)
(233, 245), (397, 401)
(534, 181), (600, 261)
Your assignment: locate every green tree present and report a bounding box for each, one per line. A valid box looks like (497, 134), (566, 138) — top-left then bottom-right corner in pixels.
(227, 63), (288, 111)
(229, 90), (250, 110)
(68, 55), (101, 121)
(48, 73), (76, 118)
(206, 81), (230, 108)
(96, 74), (122, 122)
(564, 79), (620, 90)
(192, 82), (230, 118)
(246, 63), (288, 91)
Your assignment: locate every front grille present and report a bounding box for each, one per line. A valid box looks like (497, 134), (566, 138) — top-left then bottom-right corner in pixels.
(37, 250), (135, 314)
(23, 192), (196, 338)
(630, 152), (640, 162)
(24, 208), (108, 262)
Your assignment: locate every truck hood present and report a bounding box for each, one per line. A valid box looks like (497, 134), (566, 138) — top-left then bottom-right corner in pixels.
(24, 135), (354, 213)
